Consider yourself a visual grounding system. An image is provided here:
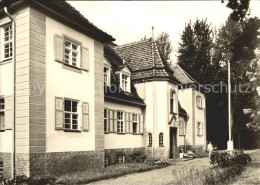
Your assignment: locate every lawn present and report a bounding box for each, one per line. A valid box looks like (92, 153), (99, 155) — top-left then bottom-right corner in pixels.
(56, 162), (169, 184)
(231, 150), (260, 185)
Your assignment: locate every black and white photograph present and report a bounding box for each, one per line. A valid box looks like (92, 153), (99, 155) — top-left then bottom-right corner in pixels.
(0, 0), (259, 184)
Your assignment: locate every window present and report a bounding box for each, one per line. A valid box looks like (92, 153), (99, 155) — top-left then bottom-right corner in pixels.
(2, 24), (13, 60)
(104, 109), (109, 133)
(104, 67), (110, 86)
(0, 98), (4, 130)
(64, 39), (80, 68)
(159, 133), (164, 146)
(117, 111), (124, 133)
(0, 161), (3, 178)
(117, 155), (125, 163)
(196, 96), (202, 109)
(64, 99), (79, 130)
(121, 74), (129, 92)
(170, 90), (175, 113)
(148, 133), (152, 146)
(132, 114), (138, 134)
(197, 122), (203, 136)
(179, 121), (186, 136)
(105, 156), (109, 167)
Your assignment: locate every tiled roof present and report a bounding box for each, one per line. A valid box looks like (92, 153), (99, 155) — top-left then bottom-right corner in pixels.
(0, 0), (115, 43)
(171, 64), (197, 85)
(104, 44), (145, 107)
(113, 38), (180, 83)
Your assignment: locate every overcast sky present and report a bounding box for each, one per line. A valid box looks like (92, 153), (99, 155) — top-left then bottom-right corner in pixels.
(68, 0), (260, 62)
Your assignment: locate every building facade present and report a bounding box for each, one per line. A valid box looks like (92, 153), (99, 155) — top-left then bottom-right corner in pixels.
(0, 0), (207, 179)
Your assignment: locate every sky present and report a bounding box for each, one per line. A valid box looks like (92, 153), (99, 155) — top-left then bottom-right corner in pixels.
(68, 0), (260, 62)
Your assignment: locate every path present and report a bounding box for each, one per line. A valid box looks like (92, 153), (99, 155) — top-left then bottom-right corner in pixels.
(88, 157), (212, 185)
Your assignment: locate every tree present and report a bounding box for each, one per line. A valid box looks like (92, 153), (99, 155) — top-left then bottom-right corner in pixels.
(226, 0), (250, 21)
(156, 32), (173, 63)
(177, 19), (214, 84)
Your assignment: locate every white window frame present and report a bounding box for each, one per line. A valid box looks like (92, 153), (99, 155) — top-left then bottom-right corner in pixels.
(104, 67), (111, 86)
(0, 97), (5, 130)
(132, 114), (138, 134)
(64, 38), (81, 68)
(197, 122), (203, 136)
(117, 155), (125, 163)
(104, 108), (109, 133)
(1, 23), (13, 61)
(121, 74), (129, 92)
(64, 99), (79, 130)
(159, 133), (164, 146)
(196, 96), (203, 109)
(117, 111), (124, 133)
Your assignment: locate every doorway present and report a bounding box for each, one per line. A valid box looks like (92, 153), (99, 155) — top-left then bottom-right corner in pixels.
(170, 127), (177, 158)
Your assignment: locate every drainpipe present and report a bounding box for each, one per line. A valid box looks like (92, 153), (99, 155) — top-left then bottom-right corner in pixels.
(4, 7), (16, 179)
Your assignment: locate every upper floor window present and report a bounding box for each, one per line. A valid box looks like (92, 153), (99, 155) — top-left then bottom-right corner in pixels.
(121, 74), (129, 92)
(64, 99), (79, 130)
(170, 90), (175, 113)
(117, 111), (124, 133)
(132, 114), (138, 134)
(104, 67), (110, 86)
(159, 133), (164, 146)
(148, 133), (152, 146)
(196, 96), (202, 109)
(104, 109), (109, 133)
(0, 98), (5, 130)
(2, 24), (13, 61)
(64, 39), (80, 68)
(197, 122), (203, 136)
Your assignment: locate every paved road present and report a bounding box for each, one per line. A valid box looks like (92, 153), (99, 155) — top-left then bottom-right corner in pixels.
(88, 158), (212, 185)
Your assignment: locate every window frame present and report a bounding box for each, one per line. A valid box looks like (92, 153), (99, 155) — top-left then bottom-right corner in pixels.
(196, 96), (203, 109)
(64, 98), (80, 131)
(117, 155), (125, 163)
(197, 122), (203, 136)
(148, 133), (152, 147)
(104, 67), (111, 87)
(170, 90), (175, 114)
(63, 35), (82, 69)
(1, 23), (13, 62)
(117, 111), (125, 133)
(132, 113), (139, 134)
(159, 133), (164, 147)
(104, 108), (109, 133)
(0, 97), (5, 130)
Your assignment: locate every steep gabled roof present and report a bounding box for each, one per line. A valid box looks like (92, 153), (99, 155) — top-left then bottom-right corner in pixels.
(113, 38), (180, 83)
(0, 0), (115, 43)
(171, 64), (198, 85)
(104, 44), (145, 107)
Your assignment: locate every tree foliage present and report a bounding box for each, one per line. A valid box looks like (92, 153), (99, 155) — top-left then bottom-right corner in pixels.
(227, 0), (250, 21)
(156, 32), (173, 63)
(177, 19), (214, 84)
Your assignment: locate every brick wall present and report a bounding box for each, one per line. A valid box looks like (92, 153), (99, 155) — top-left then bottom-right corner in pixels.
(0, 153), (12, 179)
(29, 150), (104, 177)
(105, 147), (145, 165)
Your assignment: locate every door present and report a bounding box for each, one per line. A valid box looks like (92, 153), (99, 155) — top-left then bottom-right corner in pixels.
(170, 127), (177, 158)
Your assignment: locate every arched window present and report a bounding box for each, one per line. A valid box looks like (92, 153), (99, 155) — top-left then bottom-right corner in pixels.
(159, 133), (164, 146)
(148, 133), (152, 146)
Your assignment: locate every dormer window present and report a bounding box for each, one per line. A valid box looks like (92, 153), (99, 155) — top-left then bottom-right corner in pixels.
(122, 74), (129, 91)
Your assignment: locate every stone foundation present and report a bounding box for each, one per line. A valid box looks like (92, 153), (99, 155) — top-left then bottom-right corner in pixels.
(105, 147), (145, 165)
(0, 153), (13, 179)
(29, 150), (104, 177)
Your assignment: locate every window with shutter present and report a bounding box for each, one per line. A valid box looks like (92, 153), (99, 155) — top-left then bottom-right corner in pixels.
(196, 96), (202, 109)
(0, 97), (5, 130)
(117, 111), (124, 133)
(82, 102), (89, 131)
(81, 47), (89, 71)
(109, 110), (114, 133)
(54, 34), (63, 62)
(139, 114), (144, 134)
(197, 122), (203, 136)
(132, 114), (138, 134)
(125, 112), (130, 133)
(104, 108), (109, 133)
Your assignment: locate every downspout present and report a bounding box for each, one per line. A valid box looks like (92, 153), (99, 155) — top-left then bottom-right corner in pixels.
(4, 7), (16, 179)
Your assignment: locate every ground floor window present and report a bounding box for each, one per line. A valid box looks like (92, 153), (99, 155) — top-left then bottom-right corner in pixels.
(159, 133), (164, 146)
(197, 122), (203, 136)
(105, 156), (109, 167)
(117, 155), (125, 163)
(148, 133), (152, 146)
(0, 161), (3, 178)
(64, 99), (79, 130)
(117, 111), (124, 133)
(132, 114), (138, 133)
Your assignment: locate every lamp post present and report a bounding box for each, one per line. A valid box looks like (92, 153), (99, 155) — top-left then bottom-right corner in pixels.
(227, 60), (234, 151)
